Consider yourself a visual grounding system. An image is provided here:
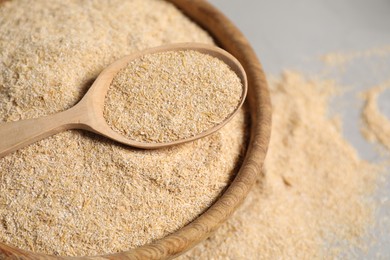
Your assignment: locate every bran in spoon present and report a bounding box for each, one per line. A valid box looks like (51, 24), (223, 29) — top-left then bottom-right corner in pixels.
(103, 50), (243, 143)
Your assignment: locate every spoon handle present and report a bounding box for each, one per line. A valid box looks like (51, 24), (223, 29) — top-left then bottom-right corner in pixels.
(0, 108), (82, 158)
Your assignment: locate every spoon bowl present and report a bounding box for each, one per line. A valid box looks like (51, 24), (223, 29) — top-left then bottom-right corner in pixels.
(0, 43), (247, 158)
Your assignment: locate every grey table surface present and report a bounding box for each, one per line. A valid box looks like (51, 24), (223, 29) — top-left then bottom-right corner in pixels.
(208, 0), (390, 259)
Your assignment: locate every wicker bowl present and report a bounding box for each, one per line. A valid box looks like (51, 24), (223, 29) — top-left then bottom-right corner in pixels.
(0, 0), (271, 259)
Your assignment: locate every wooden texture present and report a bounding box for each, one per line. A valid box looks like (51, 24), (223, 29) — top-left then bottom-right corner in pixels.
(0, 43), (247, 158)
(0, 0), (272, 259)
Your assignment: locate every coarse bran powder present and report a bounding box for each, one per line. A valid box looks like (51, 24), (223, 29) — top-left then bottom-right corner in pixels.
(104, 50), (243, 143)
(0, 0), (248, 256)
(0, 0), (385, 258)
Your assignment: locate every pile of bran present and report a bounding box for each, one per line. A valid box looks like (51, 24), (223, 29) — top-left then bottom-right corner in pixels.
(0, 0), (247, 256)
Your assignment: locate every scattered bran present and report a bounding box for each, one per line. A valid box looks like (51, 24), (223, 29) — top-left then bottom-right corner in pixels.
(181, 71), (379, 259)
(104, 50), (243, 143)
(361, 83), (390, 151)
(320, 45), (390, 67)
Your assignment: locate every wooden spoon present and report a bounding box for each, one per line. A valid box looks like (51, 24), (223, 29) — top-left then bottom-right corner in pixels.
(0, 43), (247, 158)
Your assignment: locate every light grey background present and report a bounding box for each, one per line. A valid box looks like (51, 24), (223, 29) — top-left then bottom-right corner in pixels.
(208, 0), (390, 258)
(208, 0), (390, 74)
